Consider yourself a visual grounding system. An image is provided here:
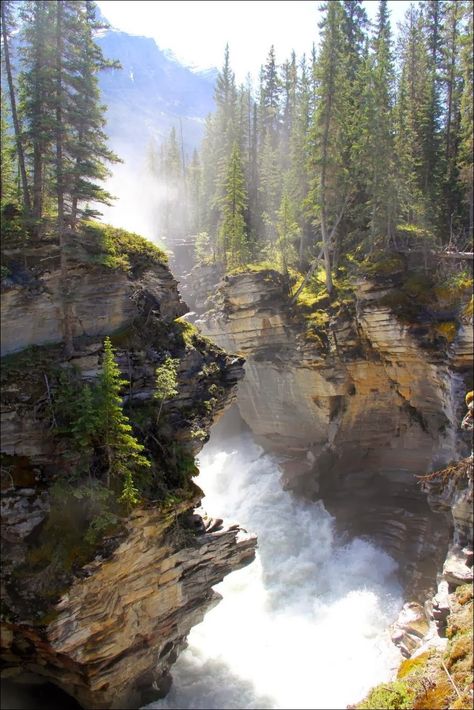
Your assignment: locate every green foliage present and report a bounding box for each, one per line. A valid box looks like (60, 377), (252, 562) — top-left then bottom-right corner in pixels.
(155, 356), (179, 422)
(174, 317), (201, 348)
(195, 231), (215, 265)
(53, 338), (150, 503)
(25, 480), (120, 584)
(357, 681), (415, 709)
(155, 357), (179, 402)
(358, 251), (405, 277)
(80, 221), (167, 272)
(218, 142), (249, 268)
(97, 337), (150, 500)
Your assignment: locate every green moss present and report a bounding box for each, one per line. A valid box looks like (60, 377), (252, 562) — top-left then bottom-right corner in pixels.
(357, 681), (415, 709)
(174, 317), (200, 348)
(396, 223), (437, 245)
(79, 221), (168, 273)
(359, 250), (405, 277)
(228, 260), (280, 275)
(435, 272), (473, 309)
(358, 584), (473, 710)
(173, 317), (214, 350)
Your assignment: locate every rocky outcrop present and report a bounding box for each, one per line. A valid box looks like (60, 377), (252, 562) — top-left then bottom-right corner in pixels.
(1, 239), (185, 357)
(192, 266), (472, 595)
(389, 457), (472, 672)
(1, 503), (255, 709)
(423, 457), (473, 593)
(1, 236), (256, 708)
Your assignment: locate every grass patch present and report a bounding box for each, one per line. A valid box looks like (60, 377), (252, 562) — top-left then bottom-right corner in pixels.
(79, 221), (167, 273)
(357, 584), (473, 710)
(358, 250), (406, 278)
(357, 681), (415, 709)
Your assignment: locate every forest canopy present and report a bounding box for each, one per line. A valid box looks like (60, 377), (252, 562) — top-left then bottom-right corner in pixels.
(150, 0), (473, 293)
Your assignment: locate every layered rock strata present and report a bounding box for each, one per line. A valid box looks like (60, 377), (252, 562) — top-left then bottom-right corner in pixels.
(1, 504), (255, 709)
(195, 267), (472, 594)
(1, 241), (256, 708)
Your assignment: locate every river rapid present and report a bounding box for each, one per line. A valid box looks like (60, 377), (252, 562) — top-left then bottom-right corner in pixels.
(148, 413), (404, 710)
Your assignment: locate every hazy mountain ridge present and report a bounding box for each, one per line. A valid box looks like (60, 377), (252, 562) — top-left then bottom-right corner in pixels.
(97, 29), (217, 160)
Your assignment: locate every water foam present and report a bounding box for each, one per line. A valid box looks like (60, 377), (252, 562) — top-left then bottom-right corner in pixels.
(146, 432), (403, 710)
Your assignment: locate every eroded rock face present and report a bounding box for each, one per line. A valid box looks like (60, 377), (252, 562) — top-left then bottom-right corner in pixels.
(194, 268), (472, 595)
(1, 506), (256, 709)
(1, 251), (254, 708)
(0, 260), (185, 357)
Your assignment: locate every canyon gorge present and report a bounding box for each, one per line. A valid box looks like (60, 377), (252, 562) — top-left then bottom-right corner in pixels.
(1, 232), (472, 709)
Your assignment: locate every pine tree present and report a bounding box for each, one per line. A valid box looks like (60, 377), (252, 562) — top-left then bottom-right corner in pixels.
(18, 0), (56, 227)
(395, 5), (436, 236)
(97, 337), (150, 502)
(281, 51), (298, 173)
(440, 0), (466, 236)
(1, 0), (31, 212)
(289, 54), (312, 266)
(366, 0), (397, 247)
(218, 142), (249, 268)
(188, 148), (203, 234)
(275, 187), (300, 276)
(457, 0), (473, 234)
(66, 0), (120, 228)
(306, 0), (350, 295)
(0, 91), (18, 204)
(154, 357), (179, 423)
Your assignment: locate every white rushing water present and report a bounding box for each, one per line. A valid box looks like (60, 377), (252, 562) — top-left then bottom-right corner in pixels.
(147, 428), (403, 710)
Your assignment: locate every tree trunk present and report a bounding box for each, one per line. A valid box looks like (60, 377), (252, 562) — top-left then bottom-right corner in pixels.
(1, 2), (31, 212)
(55, 2), (74, 356)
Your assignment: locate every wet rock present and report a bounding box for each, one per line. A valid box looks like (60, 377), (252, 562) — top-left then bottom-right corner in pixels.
(391, 602), (430, 658)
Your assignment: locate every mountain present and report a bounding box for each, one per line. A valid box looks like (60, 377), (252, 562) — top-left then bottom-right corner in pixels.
(96, 28), (217, 163)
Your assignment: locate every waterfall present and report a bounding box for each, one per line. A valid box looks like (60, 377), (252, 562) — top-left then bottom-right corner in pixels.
(147, 422), (403, 710)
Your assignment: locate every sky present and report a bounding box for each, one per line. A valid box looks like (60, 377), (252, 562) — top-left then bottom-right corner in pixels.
(96, 0), (415, 84)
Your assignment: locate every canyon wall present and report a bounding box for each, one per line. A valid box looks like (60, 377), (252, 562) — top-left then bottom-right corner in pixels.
(191, 264), (472, 594)
(0, 236), (256, 709)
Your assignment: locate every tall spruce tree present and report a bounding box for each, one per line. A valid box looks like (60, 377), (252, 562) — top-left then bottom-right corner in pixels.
(306, 0), (350, 295)
(218, 142), (249, 268)
(0, 91), (17, 204)
(440, 0), (465, 236)
(98, 337), (150, 503)
(1, 0), (31, 212)
(395, 4), (436, 236)
(457, 0), (473, 234)
(367, 0), (396, 246)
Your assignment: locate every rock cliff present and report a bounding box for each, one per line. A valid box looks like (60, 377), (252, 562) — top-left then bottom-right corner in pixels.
(190, 262), (472, 595)
(0, 228), (256, 709)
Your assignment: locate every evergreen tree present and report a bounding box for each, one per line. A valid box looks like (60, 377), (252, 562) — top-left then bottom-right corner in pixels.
(289, 54), (312, 266)
(395, 4), (436, 235)
(1, 0), (31, 211)
(66, 0), (120, 228)
(1, 91), (18, 204)
(440, 0), (465, 236)
(188, 148), (203, 234)
(281, 51), (298, 173)
(306, 0), (350, 295)
(366, 0), (397, 246)
(275, 187), (300, 276)
(218, 142), (249, 267)
(259, 45), (281, 145)
(18, 0), (56, 226)
(97, 337), (150, 503)
(154, 356), (179, 423)
(457, 0), (473, 234)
